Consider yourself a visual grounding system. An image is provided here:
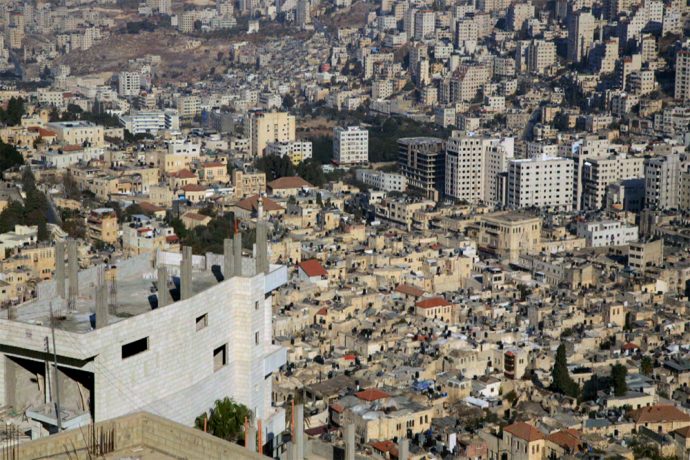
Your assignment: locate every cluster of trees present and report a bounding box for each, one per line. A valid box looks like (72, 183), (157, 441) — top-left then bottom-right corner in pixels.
(170, 212), (256, 255)
(0, 168), (51, 242)
(552, 343), (634, 401)
(49, 104), (121, 127)
(195, 397), (251, 443)
(256, 155), (327, 187)
(0, 140), (24, 173)
(0, 97), (25, 126)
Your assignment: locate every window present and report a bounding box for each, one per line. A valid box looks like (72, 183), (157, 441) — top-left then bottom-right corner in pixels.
(214, 344), (227, 371)
(196, 313), (208, 331)
(122, 337), (149, 359)
(255, 331), (260, 345)
(255, 300), (260, 310)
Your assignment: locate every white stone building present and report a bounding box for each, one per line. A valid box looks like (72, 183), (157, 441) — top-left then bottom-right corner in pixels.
(576, 220), (639, 247)
(506, 155), (574, 210)
(334, 126), (369, 165)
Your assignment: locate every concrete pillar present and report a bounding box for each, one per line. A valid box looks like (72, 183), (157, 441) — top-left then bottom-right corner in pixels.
(223, 238), (234, 280)
(67, 239), (78, 309)
(157, 266), (170, 307)
(95, 266), (108, 329)
(55, 241), (65, 299)
(180, 246), (193, 300)
(398, 437), (409, 460)
(233, 233), (243, 277)
(295, 404), (304, 460)
(255, 222), (269, 275)
(344, 424), (355, 460)
(246, 422), (257, 452)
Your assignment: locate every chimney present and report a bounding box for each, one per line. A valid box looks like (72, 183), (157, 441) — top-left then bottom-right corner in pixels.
(223, 238), (234, 279)
(67, 239), (78, 309)
(180, 246), (193, 300)
(55, 240), (65, 299)
(157, 265), (171, 307)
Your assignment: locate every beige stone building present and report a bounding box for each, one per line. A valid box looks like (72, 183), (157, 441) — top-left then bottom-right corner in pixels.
(86, 208), (119, 245)
(475, 212), (541, 262)
(244, 111), (296, 157)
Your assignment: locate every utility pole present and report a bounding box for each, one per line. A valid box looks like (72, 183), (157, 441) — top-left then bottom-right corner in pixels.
(48, 302), (63, 431)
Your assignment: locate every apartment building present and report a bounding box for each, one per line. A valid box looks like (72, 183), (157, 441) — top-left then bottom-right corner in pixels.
(355, 169), (407, 192)
(86, 208), (119, 245)
(176, 95), (201, 118)
(46, 121), (105, 147)
(334, 126), (369, 165)
(119, 110), (180, 135)
(445, 134), (494, 204)
(582, 154), (644, 210)
(526, 40), (556, 74)
(567, 10), (594, 64)
(398, 137), (445, 200)
(576, 220), (638, 247)
(245, 111), (296, 157)
(506, 156), (574, 210)
(232, 169), (267, 197)
(118, 71), (141, 97)
(675, 49), (690, 101)
(414, 10), (435, 40)
(644, 153), (685, 210)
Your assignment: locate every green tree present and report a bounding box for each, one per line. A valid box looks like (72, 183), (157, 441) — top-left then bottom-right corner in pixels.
(0, 141), (24, 173)
(611, 364), (628, 396)
(282, 94), (295, 110)
(1, 97), (25, 126)
(63, 171), (81, 200)
(551, 344), (579, 398)
(641, 356), (654, 376)
(296, 159), (326, 187)
(256, 154), (295, 181)
(195, 397), (250, 443)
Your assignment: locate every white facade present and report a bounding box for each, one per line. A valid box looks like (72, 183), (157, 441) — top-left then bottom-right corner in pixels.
(414, 10), (435, 40)
(334, 126), (369, 165)
(576, 220), (639, 247)
(0, 251), (288, 440)
(118, 72), (141, 97)
(507, 156), (574, 210)
(644, 153), (685, 210)
(119, 110), (180, 135)
(582, 155), (644, 210)
(355, 169), (407, 192)
(675, 50), (690, 101)
(445, 134), (495, 203)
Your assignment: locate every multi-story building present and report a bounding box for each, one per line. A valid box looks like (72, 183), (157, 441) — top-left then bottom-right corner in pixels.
(477, 211), (542, 262)
(118, 110), (180, 135)
(582, 154), (644, 209)
(413, 10), (435, 40)
(506, 156), (574, 210)
(675, 49), (690, 101)
(118, 71), (141, 97)
(176, 95), (201, 118)
(333, 126), (369, 165)
(398, 137), (445, 200)
(47, 121), (105, 147)
(265, 141), (312, 165)
(232, 169), (267, 197)
(576, 220), (639, 247)
(86, 208), (119, 245)
(245, 111), (296, 157)
(445, 134), (494, 204)
(355, 169), (407, 192)
(644, 153), (685, 210)
(526, 40), (556, 74)
(567, 10), (594, 64)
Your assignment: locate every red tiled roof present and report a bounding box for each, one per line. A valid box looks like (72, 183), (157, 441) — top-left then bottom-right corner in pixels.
(316, 307), (328, 316)
(395, 283), (425, 297)
(267, 176), (314, 190)
(62, 144), (83, 152)
(165, 235), (179, 243)
(622, 342), (639, 350)
(181, 184), (206, 192)
(170, 169), (197, 179)
(330, 403), (345, 414)
(504, 422), (545, 442)
(355, 388), (390, 402)
(629, 405), (690, 424)
(202, 161), (225, 168)
(298, 259), (328, 277)
(415, 297), (450, 309)
(546, 429), (582, 452)
(236, 194), (284, 212)
(370, 440), (398, 456)
(138, 201), (165, 213)
(183, 211), (209, 221)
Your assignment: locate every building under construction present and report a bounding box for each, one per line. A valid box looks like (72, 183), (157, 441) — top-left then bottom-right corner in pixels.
(0, 223), (288, 444)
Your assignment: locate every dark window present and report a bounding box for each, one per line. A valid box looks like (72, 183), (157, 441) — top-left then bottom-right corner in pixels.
(214, 344), (227, 371)
(122, 337), (149, 359)
(196, 313), (208, 331)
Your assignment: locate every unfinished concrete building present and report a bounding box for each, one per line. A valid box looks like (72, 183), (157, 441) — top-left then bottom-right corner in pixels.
(0, 233), (288, 443)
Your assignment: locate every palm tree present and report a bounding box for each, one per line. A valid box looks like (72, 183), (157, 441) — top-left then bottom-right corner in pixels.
(195, 397), (250, 443)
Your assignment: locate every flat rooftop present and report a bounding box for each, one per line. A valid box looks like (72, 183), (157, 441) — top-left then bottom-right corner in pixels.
(3, 251), (270, 334)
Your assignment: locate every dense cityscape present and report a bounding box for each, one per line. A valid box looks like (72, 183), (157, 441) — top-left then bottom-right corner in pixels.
(0, 0), (688, 458)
